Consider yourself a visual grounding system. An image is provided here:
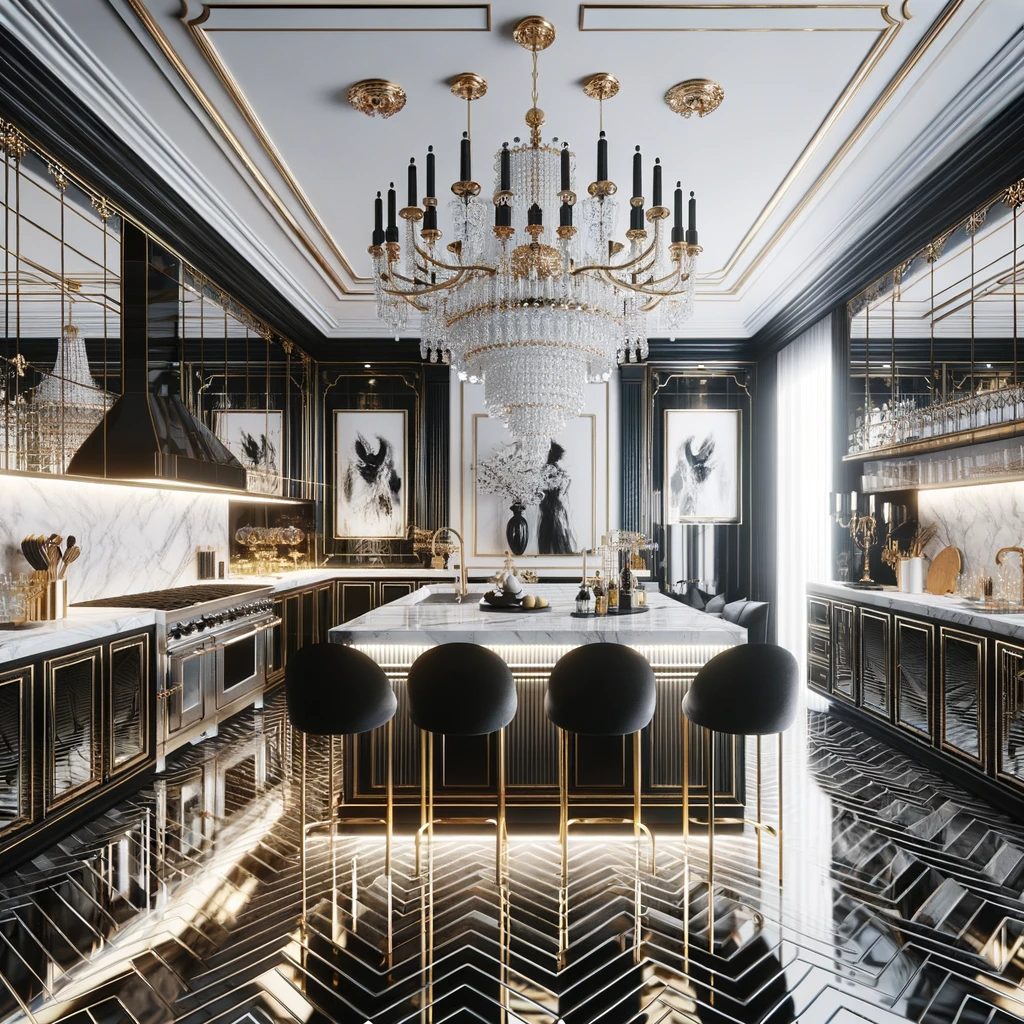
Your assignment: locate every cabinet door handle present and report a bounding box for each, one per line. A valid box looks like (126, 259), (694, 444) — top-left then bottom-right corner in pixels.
(156, 684), (183, 702)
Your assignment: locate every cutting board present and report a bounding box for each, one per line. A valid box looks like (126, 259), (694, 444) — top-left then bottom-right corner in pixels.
(926, 546), (961, 595)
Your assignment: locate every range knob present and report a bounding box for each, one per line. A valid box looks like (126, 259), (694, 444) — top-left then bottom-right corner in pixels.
(169, 626), (183, 640)
(180, 621), (195, 636)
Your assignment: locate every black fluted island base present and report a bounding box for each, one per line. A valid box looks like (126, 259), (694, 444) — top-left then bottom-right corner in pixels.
(328, 584), (749, 826)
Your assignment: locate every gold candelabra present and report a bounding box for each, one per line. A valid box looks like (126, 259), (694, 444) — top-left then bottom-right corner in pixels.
(832, 508), (879, 587)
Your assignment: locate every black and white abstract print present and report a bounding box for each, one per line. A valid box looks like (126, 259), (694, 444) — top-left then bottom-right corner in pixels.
(335, 410), (406, 538)
(214, 410), (284, 495)
(665, 409), (740, 523)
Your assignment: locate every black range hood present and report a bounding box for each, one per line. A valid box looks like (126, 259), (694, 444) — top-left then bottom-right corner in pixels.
(68, 223), (246, 490)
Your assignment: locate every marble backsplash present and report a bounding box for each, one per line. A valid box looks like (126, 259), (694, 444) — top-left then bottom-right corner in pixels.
(0, 476), (230, 602)
(918, 481), (1024, 579)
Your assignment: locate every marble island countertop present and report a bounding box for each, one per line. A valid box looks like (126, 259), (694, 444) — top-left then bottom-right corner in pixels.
(330, 584), (747, 647)
(809, 582), (1024, 641)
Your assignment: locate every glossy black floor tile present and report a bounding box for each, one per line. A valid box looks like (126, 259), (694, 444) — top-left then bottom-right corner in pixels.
(2, 692), (1024, 1023)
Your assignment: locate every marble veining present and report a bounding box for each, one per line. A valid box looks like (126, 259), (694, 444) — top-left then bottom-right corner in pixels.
(0, 607), (158, 665)
(809, 580), (1024, 640)
(919, 481), (1024, 577)
(0, 475), (230, 603)
(331, 583), (747, 646)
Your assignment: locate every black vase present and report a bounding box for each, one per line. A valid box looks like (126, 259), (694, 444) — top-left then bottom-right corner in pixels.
(506, 503), (529, 556)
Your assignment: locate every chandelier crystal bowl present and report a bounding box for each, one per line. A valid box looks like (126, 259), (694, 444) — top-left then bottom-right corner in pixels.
(367, 16), (707, 455)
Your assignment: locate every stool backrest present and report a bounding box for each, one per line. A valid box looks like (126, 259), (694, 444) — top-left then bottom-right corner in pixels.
(407, 643), (517, 736)
(722, 599), (770, 644)
(546, 643), (656, 736)
(682, 643), (798, 736)
(285, 643), (397, 736)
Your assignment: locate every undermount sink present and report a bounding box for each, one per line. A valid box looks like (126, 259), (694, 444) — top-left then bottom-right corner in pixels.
(418, 592), (480, 604)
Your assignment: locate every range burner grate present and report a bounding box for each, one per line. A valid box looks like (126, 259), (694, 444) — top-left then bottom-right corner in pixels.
(73, 584), (267, 611)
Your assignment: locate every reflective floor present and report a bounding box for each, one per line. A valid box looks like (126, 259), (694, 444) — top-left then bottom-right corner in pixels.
(2, 690), (1024, 1023)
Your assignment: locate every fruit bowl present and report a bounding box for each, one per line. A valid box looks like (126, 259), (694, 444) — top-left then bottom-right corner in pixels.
(482, 590), (521, 608)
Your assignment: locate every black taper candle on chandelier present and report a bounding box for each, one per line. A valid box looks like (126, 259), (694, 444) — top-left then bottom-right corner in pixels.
(496, 143), (512, 227)
(672, 181), (684, 243)
(501, 142), (511, 191)
(653, 158), (662, 208)
(423, 146), (437, 232)
(373, 190), (385, 245)
(686, 190), (698, 245)
(386, 182), (399, 243)
(630, 146), (643, 231)
(407, 158), (417, 207)
(561, 143), (570, 192)
(460, 131), (471, 182)
(597, 130), (608, 182)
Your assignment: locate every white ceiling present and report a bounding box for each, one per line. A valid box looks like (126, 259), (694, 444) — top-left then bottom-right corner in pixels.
(5, 0), (1024, 343)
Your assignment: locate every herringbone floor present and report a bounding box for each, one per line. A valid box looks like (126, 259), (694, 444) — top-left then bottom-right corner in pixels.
(3, 691), (1024, 1023)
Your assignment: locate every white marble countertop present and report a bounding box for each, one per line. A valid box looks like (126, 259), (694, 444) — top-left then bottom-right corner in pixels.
(0, 607), (159, 666)
(808, 581), (1024, 640)
(330, 584), (747, 647)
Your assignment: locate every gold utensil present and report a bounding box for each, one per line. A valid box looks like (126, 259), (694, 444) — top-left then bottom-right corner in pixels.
(46, 543), (61, 581)
(58, 546), (80, 578)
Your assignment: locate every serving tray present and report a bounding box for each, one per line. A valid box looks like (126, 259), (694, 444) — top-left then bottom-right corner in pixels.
(478, 601), (552, 613)
(570, 605), (650, 618)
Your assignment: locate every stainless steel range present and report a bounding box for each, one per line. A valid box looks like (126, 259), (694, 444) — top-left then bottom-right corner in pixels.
(75, 584), (278, 768)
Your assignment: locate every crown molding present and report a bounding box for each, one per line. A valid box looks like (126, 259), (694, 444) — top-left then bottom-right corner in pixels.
(752, 27), (1024, 354)
(0, 0), (337, 341)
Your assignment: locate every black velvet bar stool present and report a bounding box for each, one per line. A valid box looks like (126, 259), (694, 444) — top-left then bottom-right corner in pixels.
(285, 643), (398, 952)
(407, 643), (517, 884)
(545, 643), (657, 885)
(681, 643), (798, 950)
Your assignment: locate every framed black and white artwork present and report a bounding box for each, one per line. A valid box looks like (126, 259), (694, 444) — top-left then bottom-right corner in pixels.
(334, 409), (407, 539)
(472, 413), (596, 557)
(214, 410), (284, 496)
(664, 408), (742, 524)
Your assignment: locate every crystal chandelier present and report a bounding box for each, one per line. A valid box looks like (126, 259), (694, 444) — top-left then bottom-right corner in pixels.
(368, 15), (704, 457)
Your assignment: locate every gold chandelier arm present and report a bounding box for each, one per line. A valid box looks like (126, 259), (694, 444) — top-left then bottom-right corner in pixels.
(572, 238), (657, 276)
(413, 241), (496, 276)
(382, 269), (483, 297)
(598, 268), (691, 297)
(639, 294), (668, 313)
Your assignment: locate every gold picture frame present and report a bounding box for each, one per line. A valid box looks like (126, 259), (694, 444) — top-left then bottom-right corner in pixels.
(663, 408), (742, 524)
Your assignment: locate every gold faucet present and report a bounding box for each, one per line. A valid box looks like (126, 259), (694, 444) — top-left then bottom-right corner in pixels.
(996, 547), (1024, 606)
(431, 527), (467, 602)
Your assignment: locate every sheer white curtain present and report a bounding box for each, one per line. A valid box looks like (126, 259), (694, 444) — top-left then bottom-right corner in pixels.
(776, 317), (833, 668)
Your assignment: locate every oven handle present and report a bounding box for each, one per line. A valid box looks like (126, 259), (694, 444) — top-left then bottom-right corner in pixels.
(169, 617), (281, 664)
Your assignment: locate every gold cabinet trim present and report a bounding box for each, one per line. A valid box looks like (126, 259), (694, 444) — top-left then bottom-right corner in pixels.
(938, 626), (986, 767)
(107, 633), (151, 776)
(893, 616), (933, 740)
(857, 607), (892, 721)
(0, 666), (33, 837)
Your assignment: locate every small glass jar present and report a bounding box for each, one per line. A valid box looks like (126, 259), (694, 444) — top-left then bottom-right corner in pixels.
(636, 581), (646, 607)
(575, 585), (592, 615)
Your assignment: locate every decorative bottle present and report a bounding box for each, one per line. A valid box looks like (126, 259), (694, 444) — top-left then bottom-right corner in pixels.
(575, 583), (592, 615)
(593, 571), (608, 615)
(619, 554), (634, 610)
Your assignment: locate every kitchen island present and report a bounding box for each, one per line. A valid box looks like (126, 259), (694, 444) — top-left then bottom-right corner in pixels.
(329, 584), (747, 825)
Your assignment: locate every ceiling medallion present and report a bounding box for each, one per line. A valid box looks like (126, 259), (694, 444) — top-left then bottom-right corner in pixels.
(664, 79), (725, 119)
(450, 72), (488, 102)
(582, 73), (620, 102)
(366, 16), (706, 458)
(347, 79), (407, 119)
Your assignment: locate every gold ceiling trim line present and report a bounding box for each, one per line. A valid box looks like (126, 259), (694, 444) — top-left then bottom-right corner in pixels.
(120, 0), (362, 294)
(720, 0), (964, 294)
(578, 4), (899, 32)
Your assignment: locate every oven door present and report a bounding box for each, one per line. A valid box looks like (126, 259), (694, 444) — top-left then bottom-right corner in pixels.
(215, 617), (276, 710)
(164, 648), (209, 738)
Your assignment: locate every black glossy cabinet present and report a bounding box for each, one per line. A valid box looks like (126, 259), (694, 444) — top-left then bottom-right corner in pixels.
(939, 628), (985, 765)
(0, 629), (155, 872)
(859, 610), (890, 719)
(895, 618), (932, 738)
(832, 603), (856, 702)
(996, 641), (1024, 789)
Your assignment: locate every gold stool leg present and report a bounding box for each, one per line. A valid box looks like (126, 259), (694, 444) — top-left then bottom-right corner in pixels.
(559, 728), (569, 887)
(682, 710), (689, 967)
(707, 727), (715, 954)
(416, 727), (426, 876)
(778, 731), (784, 886)
(386, 718), (394, 964)
(497, 726), (507, 885)
(756, 734), (762, 872)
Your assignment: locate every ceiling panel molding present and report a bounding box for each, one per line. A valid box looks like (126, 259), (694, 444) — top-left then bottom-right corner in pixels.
(196, 4), (492, 33)
(579, 4), (890, 32)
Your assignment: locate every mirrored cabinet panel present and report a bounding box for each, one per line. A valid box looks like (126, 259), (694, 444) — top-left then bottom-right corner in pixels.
(108, 635), (148, 774)
(940, 628), (985, 764)
(45, 646), (101, 810)
(859, 609), (890, 718)
(0, 667), (32, 835)
(895, 618), (932, 738)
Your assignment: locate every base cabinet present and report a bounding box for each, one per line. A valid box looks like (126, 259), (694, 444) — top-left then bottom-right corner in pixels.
(0, 629), (155, 872)
(806, 588), (1024, 815)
